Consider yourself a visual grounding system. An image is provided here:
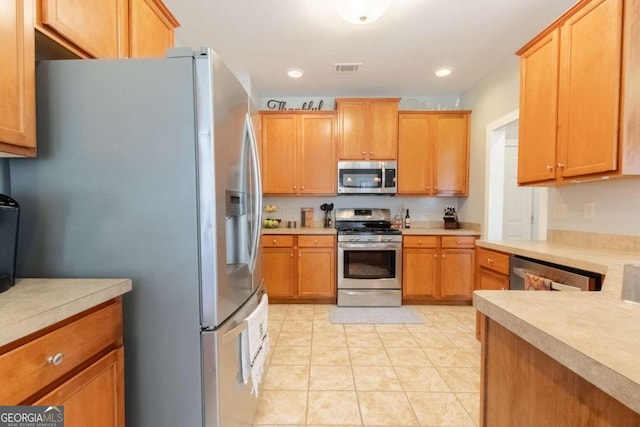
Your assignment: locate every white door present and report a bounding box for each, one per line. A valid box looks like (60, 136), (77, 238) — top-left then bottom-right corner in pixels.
(503, 144), (533, 240)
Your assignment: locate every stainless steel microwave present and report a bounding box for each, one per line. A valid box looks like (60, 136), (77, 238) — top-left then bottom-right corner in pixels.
(337, 161), (397, 195)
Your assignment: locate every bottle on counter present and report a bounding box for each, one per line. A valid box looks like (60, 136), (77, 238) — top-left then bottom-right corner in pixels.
(404, 209), (411, 229)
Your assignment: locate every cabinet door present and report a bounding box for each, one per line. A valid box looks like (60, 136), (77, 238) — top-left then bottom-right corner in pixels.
(298, 248), (335, 298)
(368, 100), (399, 160)
(433, 113), (469, 195)
(557, 0), (622, 178)
(440, 249), (474, 298)
(262, 248), (296, 297)
(129, 0), (178, 58)
(262, 115), (297, 194)
(0, 0), (35, 156)
(402, 249), (438, 298)
(299, 114), (336, 194)
(398, 114), (432, 194)
(39, 0), (128, 58)
(34, 348), (125, 426)
(337, 101), (366, 160)
(477, 269), (509, 291)
(518, 30), (560, 184)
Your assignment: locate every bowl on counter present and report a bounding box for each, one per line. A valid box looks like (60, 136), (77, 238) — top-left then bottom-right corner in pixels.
(263, 218), (282, 228)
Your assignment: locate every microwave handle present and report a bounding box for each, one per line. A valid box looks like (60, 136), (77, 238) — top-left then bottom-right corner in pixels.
(381, 162), (387, 189)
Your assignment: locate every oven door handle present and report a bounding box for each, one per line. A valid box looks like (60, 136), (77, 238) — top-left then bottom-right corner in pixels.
(338, 243), (401, 250)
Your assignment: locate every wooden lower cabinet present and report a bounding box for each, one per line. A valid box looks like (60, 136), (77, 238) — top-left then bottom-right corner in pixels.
(0, 298), (125, 425)
(35, 348), (125, 426)
(262, 235), (336, 303)
(481, 317), (640, 426)
(475, 247), (511, 340)
(402, 235), (476, 304)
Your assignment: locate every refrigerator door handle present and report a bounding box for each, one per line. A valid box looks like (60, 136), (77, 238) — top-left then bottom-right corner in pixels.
(246, 113), (262, 273)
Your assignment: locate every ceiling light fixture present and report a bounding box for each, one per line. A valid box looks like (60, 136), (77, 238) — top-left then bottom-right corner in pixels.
(287, 68), (304, 78)
(336, 0), (393, 25)
(434, 68), (452, 77)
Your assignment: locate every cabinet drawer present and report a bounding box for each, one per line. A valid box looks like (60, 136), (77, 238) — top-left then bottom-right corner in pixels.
(441, 236), (476, 249)
(298, 235), (335, 248)
(0, 300), (122, 404)
(476, 248), (510, 276)
(403, 235), (438, 248)
(261, 235), (294, 248)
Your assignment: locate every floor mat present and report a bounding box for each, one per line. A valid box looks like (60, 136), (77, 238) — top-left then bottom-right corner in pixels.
(329, 306), (425, 324)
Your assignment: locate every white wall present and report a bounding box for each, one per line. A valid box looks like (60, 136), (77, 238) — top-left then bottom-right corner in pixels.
(548, 178), (640, 236)
(458, 56), (521, 228)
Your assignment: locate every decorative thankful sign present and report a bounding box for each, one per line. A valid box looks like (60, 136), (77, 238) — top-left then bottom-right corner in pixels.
(266, 99), (325, 111)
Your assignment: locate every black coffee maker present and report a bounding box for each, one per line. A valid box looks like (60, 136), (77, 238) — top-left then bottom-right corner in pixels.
(0, 194), (20, 293)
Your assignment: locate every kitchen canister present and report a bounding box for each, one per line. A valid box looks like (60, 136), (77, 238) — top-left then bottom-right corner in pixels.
(300, 208), (313, 228)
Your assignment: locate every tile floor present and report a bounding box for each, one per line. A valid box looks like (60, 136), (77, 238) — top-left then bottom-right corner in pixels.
(253, 304), (481, 426)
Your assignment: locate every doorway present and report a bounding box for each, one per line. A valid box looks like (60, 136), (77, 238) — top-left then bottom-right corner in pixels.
(484, 110), (547, 241)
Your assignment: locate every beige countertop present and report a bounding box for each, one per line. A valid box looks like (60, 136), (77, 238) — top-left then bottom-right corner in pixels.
(474, 239), (640, 414)
(261, 226), (479, 236)
(0, 278), (132, 348)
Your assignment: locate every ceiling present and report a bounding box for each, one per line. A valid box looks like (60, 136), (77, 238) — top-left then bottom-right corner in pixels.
(162, 0), (577, 99)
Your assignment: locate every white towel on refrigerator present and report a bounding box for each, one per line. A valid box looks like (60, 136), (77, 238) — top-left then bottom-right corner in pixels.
(241, 293), (269, 396)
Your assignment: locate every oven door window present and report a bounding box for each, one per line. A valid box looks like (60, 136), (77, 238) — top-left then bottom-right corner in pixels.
(339, 168), (383, 190)
(343, 249), (396, 279)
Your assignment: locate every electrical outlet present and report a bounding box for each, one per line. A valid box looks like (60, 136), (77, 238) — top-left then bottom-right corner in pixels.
(584, 202), (595, 219)
(553, 203), (567, 219)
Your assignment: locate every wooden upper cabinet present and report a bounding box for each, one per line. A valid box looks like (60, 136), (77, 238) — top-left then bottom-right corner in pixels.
(398, 111), (470, 196)
(557, 0), (622, 178)
(129, 0), (179, 58)
(518, 29), (560, 184)
(517, 0), (640, 185)
(36, 0), (129, 58)
(433, 113), (470, 195)
(261, 114), (297, 194)
(0, 0), (36, 157)
(336, 98), (400, 160)
(261, 112), (336, 196)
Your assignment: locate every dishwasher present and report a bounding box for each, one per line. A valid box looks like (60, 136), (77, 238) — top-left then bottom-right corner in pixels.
(510, 255), (602, 291)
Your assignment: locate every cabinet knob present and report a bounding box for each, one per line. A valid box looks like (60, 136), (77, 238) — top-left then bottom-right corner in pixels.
(293, 185), (297, 189)
(434, 186), (438, 190)
(487, 258), (493, 263)
(47, 352), (64, 366)
(457, 240), (461, 244)
(301, 186), (304, 190)
(273, 239), (277, 244)
(546, 165), (554, 171)
(557, 162), (565, 168)
(426, 186), (430, 190)
(290, 253), (294, 257)
(433, 254), (437, 258)
(442, 254), (446, 258)
(361, 151), (366, 155)
(418, 240), (422, 245)
(370, 151), (374, 155)
(314, 239), (318, 244)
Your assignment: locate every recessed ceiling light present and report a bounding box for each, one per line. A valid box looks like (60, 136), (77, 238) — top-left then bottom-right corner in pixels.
(287, 68), (304, 78)
(434, 68), (452, 77)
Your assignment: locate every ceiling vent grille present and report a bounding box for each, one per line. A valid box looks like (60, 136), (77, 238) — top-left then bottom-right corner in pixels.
(334, 63), (362, 73)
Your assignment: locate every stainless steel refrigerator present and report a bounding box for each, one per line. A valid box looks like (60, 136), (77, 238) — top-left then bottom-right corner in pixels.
(9, 47), (264, 427)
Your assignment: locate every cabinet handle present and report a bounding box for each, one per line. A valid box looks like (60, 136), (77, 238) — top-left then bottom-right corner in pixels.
(546, 165), (553, 172)
(47, 353), (64, 366)
(557, 162), (565, 168)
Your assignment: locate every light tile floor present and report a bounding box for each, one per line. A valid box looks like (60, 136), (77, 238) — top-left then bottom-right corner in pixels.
(253, 304), (481, 427)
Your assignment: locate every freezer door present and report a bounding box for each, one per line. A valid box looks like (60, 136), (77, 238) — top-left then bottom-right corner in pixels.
(202, 288), (264, 427)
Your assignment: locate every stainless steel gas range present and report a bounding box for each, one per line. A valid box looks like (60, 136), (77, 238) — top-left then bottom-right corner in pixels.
(335, 208), (402, 306)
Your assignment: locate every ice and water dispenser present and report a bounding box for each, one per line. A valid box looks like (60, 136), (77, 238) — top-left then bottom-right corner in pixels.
(0, 194), (19, 293)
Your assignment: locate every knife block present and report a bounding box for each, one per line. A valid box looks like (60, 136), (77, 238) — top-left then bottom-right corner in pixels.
(443, 215), (459, 229)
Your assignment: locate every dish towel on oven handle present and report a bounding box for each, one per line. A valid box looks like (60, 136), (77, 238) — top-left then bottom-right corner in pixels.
(524, 272), (552, 291)
(241, 293), (269, 396)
